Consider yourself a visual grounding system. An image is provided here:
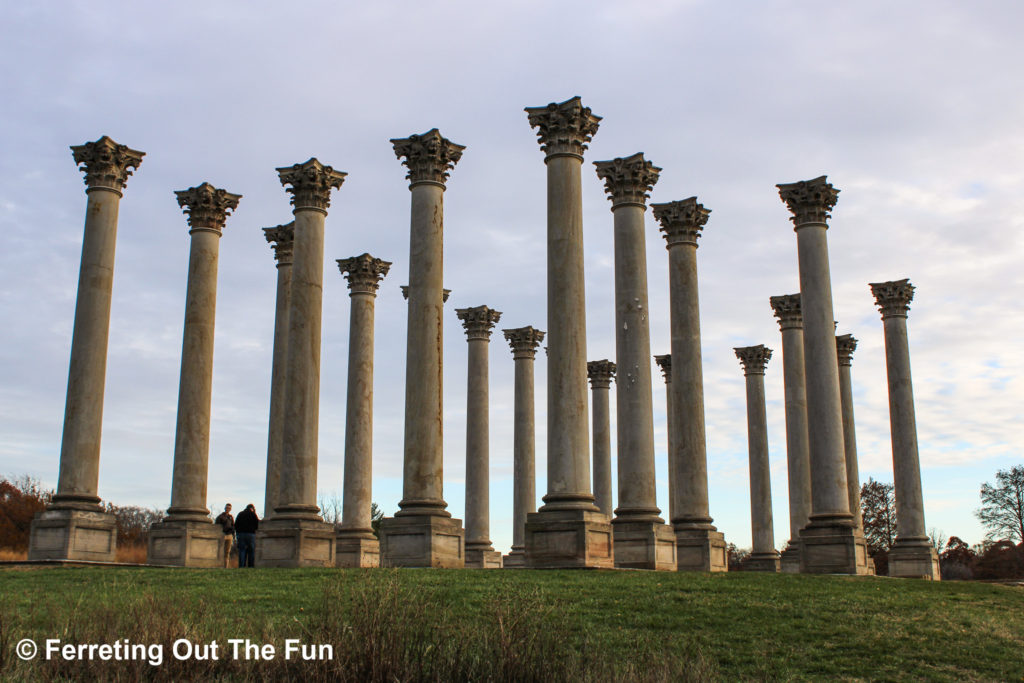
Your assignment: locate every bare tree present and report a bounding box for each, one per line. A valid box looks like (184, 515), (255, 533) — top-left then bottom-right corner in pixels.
(860, 478), (897, 555)
(975, 465), (1024, 542)
(928, 527), (946, 554)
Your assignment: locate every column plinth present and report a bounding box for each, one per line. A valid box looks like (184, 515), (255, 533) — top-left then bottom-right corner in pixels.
(523, 97), (613, 569)
(778, 176), (869, 575)
(502, 326), (544, 567)
(870, 279), (939, 579)
(652, 197), (727, 572)
(262, 222), (294, 520)
(735, 345), (781, 572)
(257, 158), (345, 568)
(769, 294), (812, 573)
(379, 129), (465, 568)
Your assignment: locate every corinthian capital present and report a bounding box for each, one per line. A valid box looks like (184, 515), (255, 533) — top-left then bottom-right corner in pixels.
(263, 222), (295, 265)
(456, 305), (502, 341)
(777, 175), (839, 226)
(525, 96), (601, 159)
(870, 278), (914, 318)
(734, 344), (772, 375)
(71, 136), (145, 194)
(651, 197), (711, 247)
(587, 359), (616, 389)
(836, 334), (858, 366)
(174, 182), (241, 234)
(503, 326), (545, 359)
(769, 293), (803, 330)
(391, 128), (465, 187)
(401, 285), (451, 303)
(594, 153), (661, 209)
(277, 158), (346, 212)
(654, 354), (672, 384)
(337, 253), (392, 295)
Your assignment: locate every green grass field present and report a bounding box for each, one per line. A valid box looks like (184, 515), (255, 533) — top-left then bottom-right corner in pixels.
(0, 566), (1021, 681)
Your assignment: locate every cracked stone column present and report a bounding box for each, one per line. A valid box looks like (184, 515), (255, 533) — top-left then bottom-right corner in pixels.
(595, 153), (674, 570)
(734, 345), (781, 572)
(457, 305), (503, 568)
(587, 360), (616, 517)
(654, 354), (676, 522)
(258, 158), (346, 568)
(29, 136), (143, 562)
(523, 96), (612, 569)
(836, 334), (864, 535)
(262, 222), (294, 520)
(777, 176), (868, 574)
(870, 279), (940, 579)
(148, 183), (241, 567)
(651, 198), (727, 572)
(379, 129), (466, 568)
(502, 326), (544, 568)
(769, 294), (812, 573)
(335, 254), (391, 568)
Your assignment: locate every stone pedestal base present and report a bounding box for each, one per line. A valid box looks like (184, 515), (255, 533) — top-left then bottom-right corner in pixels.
(28, 507), (117, 562)
(502, 551), (526, 568)
(466, 548), (503, 569)
(255, 517), (336, 568)
(888, 540), (940, 580)
(379, 515), (465, 568)
(780, 544), (801, 573)
(147, 519), (223, 567)
(745, 551), (782, 572)
(612, 520), (676, 570)
(525, 508), (614, 569)
(674, 526), (728, 572)
(335, 533), (380, 568)
(799, 519), (871, 575)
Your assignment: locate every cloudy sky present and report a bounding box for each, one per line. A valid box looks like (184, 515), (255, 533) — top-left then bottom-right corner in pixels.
(2, 1), (1022, 555)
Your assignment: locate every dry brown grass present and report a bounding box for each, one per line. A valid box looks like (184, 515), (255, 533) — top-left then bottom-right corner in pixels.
(0, 548), (27, 562)
(115, 544), (147, 564)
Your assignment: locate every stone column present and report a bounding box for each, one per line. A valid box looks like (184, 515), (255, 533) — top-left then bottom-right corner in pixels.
(734, 345), (781, 572)
(456, 305), (503, 569)
(523, 96), (612, 569)
(29, 136), (143, 562)
(651, 198), (727, 572)
(147, 183), (241, 567)
(502, 326), (544, 568)
(777, 176), (868, 574)
(262, 222), (294, 520)
(258, 158), (346, 568)
(335, 253), (391, 568)
(595, 153), (674, 570)
(654, 354), (676, 522)
(380, 129), (466, 568)
(769, 294), (812, 573)
(587, 360), (616, 517)
(869, 279), (940, 579)
(836, 334), (864, 534)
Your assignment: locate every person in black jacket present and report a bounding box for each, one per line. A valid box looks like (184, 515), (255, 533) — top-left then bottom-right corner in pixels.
(234, 503), (259, 568)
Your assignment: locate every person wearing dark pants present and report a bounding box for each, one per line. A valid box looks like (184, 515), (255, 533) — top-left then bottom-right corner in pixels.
(235, 503), (260, 567)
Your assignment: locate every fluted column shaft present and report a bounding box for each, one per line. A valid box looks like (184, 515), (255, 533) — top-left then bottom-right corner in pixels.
(837, 335), (863, 530)
(588, 361), (615, 516)
(736, 346), (776, 555)
(263, 224), (293, 519)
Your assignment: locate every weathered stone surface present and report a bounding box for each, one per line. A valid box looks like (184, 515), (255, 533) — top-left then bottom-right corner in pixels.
(147, 518), (225, 568)
(71, 135), (144, 193)
(524, 508), (614, 569)
(674, 528), (728, 572)
(256, 517), (336, 568)
(277, 158), (346, 211)
(587, 360), (615, 518)
(262, 222), (294, 519)
(335, 535), (380, 569)
(379, 515), (465, 568)
(29, 508), (117, 562)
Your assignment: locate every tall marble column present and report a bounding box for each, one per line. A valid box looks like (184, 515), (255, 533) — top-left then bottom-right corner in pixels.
(523, 96), (612, 569)
(595, 153), (674, 570)
(654, 354), (676, 522)
(777, 176), (869, 574)
(262, 222), (294, 520)
(456, 305), (503, 568)
(734, 345), (781, 572)
(651, 197), (727, 572)
(836, 334), (864, 533)
(148, 183), (241, 567)
(587, 360), (616, 517)
(869, 279), (940, 579)
(258, 158), (346, 568)
(769, 294), (812, 573)
(380, 129), (466, 568)
(502, 326), (544, 568)
(29, 136), (143, 562)
(335, 253), (391, 568)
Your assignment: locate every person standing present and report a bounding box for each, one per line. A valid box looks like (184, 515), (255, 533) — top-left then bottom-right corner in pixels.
(235, 503), (259, 568)
(214, 503), (235, 568)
